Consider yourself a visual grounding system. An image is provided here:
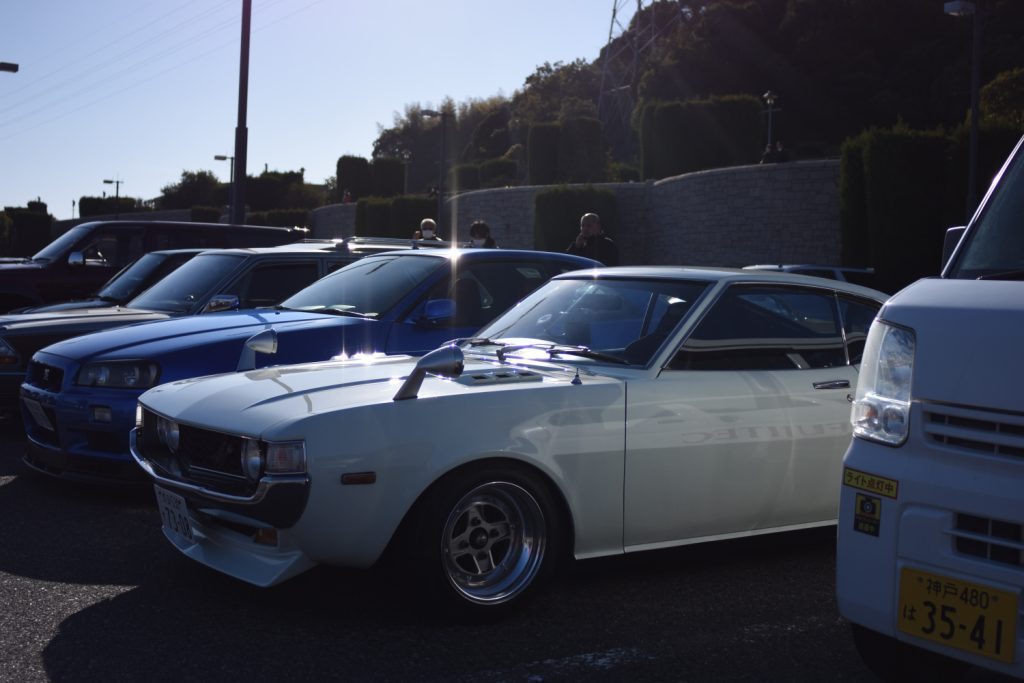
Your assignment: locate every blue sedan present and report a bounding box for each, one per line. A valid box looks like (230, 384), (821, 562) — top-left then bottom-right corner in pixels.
(20, 249), (598, 482)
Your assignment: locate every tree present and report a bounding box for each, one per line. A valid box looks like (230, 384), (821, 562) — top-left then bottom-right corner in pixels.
(982, 67), (1024, 129)
(157, 170), (224, 210)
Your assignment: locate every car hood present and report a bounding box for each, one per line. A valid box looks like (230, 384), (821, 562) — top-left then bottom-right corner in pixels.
(36, 309), (366, 362)
(0, 306), (170, 335)
(139, 354), (606, 437)
(882, 277), (1024, 412)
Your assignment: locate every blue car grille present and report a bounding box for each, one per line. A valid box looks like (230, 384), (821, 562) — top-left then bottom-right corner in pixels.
(24, 361), (64, 392)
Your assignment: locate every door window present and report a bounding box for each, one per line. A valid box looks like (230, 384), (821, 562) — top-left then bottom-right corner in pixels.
(672, 285), (845, 370)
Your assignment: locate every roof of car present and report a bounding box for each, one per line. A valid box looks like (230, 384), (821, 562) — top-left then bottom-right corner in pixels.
(742, 264), (875, 273)
(554, 265), (889, 300)
(190, 237), (438, 258)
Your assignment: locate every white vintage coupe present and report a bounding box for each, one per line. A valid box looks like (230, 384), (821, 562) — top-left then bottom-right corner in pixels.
(131, 267), (886, 614)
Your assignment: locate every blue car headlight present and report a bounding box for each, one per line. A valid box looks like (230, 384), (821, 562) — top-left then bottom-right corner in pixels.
(77, 360), (160, 389)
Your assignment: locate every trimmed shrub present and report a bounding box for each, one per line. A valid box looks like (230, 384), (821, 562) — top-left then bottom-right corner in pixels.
(534, 185), (618, 253)
(608, 162), (641, 182)
(337, 155), (372, 202)
(480, 158), (519, 188)
(527, 123), (560, 185)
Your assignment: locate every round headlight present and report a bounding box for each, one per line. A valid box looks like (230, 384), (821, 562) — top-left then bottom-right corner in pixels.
(241, 439), (262, 481)
(156, 417), (180, 453)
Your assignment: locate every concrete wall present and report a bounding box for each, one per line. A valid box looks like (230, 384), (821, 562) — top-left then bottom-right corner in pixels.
(289, 159), (843, 267)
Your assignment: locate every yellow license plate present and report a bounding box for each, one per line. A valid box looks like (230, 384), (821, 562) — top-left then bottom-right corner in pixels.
(898, 567), (1018, 664)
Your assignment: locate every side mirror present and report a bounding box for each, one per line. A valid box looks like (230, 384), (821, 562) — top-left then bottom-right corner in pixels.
(393, 344), (464, 401)
(421, 298), (455, 324)
(941, 226), (966, 272)
(67, 251), (85, 267)
(202, 294), (240, 314)
(237, 328), (278, 371)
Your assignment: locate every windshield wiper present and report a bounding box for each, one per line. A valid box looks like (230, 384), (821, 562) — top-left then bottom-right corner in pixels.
(976, 269), (1024, 281)
(496, 342), (629, 365)
(275, 304), (372, 318)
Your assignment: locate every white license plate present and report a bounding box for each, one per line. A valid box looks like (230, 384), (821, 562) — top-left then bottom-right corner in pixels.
(154, 485), (195, 545)
(22, 397), (54, 431)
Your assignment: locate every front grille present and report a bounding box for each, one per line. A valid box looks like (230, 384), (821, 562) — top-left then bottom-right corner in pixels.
(954, 514), (1024, 568)
(924, 403), (1024, 460)
(24, 362), (64, 392)
(139, 408), (255, 496)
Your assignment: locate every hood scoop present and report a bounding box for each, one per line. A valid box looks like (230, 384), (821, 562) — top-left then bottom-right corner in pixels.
(458, 368), (544, 386)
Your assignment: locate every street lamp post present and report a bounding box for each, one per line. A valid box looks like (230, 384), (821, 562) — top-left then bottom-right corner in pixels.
(103, 178), (123, 219)
(215, 154), (235, 219)
(422, 109), (449, 232)
(945, 0), (983, 220)
(762, 90), (779, 148)
(231, 0), (252, 225)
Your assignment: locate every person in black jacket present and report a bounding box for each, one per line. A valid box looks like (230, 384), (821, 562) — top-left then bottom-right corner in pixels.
(566, 212), (619, 266)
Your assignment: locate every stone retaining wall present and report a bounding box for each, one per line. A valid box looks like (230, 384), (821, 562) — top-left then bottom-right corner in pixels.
(302, 159), (842, 267)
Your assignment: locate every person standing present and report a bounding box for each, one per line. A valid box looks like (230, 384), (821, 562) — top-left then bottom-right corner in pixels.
(566, 212), (619, 266)
(468, 219), (497, 248)
(414, 218), (443, 241)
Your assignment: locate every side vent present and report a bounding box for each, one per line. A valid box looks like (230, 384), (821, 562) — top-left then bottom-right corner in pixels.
(458, 369), (543, 386)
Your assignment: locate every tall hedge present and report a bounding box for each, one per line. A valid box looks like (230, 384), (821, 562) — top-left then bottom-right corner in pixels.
(557, 117), (606, 183)
(534, 185), (618, 253)
(839, 136), (869, 268)
(450, 164), (480, 192)
(354, 197), (396, 238)
(527, 123), (560, 185)
(371, 157), (405, 198)
(337, 155), (372, 202)
(391, 195), (436, 237)
(639, 95), (762, 179)
(843, 127), (949, 293)
(6, 209), (53, 256)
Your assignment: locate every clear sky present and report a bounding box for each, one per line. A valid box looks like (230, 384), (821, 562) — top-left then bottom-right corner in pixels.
(2, 1), (638, 220)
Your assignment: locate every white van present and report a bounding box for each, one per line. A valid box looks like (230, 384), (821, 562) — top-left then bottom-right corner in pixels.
(836, 134), (1024, 679)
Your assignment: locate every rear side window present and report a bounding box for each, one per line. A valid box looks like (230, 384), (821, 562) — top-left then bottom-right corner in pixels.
(838, 295), (881, 364)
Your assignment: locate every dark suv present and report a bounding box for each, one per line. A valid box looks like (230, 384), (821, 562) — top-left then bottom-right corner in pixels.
(0, 237), (419, 418)
(0, 220), (308, 312)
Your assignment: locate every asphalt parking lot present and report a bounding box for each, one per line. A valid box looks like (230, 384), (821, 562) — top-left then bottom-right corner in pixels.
(0, 424), (1015, 682)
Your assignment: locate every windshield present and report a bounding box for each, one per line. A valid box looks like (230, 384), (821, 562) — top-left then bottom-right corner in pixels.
(96, 252), (191, 302)
(947, 135), (1024, 279)
(128, 253), (246, 313)
(280, 254), (445, 316)
(472, 277), (710, 366)
(32, 224), (91, 262)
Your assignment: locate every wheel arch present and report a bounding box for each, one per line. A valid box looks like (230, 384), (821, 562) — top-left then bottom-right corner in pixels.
(378, 455), (577, 567)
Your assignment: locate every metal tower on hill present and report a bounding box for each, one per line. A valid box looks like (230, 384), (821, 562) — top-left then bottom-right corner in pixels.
(598, 0), (682, 163)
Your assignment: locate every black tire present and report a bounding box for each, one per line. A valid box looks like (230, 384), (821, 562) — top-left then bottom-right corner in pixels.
(404, 463), (565, 618)
(850, 623), (970, 682)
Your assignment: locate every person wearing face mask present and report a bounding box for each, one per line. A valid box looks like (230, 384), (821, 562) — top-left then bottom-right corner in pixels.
(415, 218), (443, 241)
(467, 219), (497, 248)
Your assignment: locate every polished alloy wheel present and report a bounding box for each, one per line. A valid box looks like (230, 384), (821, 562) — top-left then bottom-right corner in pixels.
(441, 481), (546, 605)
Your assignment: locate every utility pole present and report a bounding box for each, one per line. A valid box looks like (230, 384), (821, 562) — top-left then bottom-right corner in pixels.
(231, 0), (251, 225)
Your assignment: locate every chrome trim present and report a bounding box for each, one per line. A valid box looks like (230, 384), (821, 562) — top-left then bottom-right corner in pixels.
(129, 428), (308, 504)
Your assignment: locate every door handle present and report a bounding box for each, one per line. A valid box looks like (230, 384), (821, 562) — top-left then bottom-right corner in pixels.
(813, 379), (850, 390)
